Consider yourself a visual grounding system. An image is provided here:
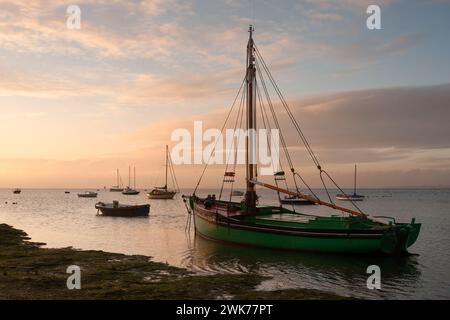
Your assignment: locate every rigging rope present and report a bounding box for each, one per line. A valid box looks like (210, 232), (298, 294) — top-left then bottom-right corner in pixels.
(255, 43), (365, 215)
(168, 154), (180, 192)
(219, 82), (246, 200)
(256, 83), (297, 211)
(255, 45), (321, 169)
(194, 74), (247, 194)
(192, 37), (367, 217)
(256, 57), (318, 201)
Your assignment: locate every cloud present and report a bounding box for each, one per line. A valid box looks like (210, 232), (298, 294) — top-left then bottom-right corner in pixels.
(0, 63), (112, 98)
(302, 0), (394, 11)
(134, 83), (450, 149)
(334, 34), (421, 64)
(1, 0), (448, 188)
(3, 83), (450, 188)
(128, 83), (450, 172)
(0, 0), (193, 59)
(286, 84), (450, 150)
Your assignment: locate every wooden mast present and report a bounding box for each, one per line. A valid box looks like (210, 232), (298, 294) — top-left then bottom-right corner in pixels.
(354, 164), (357, 195)
(128, 166), (131, 188)
(165, 145), (168, 190)
(245, 25), (257, 213)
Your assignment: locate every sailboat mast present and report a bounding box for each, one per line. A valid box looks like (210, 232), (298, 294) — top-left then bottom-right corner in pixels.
(165, 145), (168, 190)
(128, 166), (131, 187)
(354, 164), (357, 195)
(134, 166), (136, 190)
(117, 169), (119, 187)
(245, 25), (257, 213)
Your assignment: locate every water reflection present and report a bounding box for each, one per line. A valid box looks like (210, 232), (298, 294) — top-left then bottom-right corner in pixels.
(1, 188), (449, 299)
(183, 233), (421, 299)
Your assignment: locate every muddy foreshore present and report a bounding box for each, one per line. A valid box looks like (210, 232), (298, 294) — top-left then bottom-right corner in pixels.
(0, 223), (347, 300)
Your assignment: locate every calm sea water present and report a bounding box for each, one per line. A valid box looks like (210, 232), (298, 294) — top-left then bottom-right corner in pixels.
(1, 188), (449, 299)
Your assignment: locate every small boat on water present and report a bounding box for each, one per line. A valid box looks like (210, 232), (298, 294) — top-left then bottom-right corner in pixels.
(336, 194), (365, 201)
(280, 195), (315, 205)
(122, 166), (140, 195)
(184, 26), (421, 255)
(147, 146), (179, 200)
(147, 188), (176, 199)
(122, 187), (140, 195)
(65, 191), (70, 194)
(95, 201), (149, 217)
(231, 190), (244, 197)
(336, 165), (365, 201)
(13, 188), (21, 194)
(78, 191), (98, 198)
(110, 169), (124, 192)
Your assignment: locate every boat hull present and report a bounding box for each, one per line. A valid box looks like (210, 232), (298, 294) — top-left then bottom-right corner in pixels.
(336, 194), (365, 201)
(95, 203), (149, 217)
(147, 192), (176, 199)
(78, 194), (97, 198)
(280, 199), (315, 205)
(192, 200), (420, 255)
(122, 191), (140, 195)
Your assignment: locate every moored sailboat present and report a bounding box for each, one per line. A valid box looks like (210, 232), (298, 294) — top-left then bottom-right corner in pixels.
(336, 165), (365, 201)
(184, 26), (421, 255)
(110, 169), (124, 192)
(147, 145), (179, 199)
(122, 166), (140, 195)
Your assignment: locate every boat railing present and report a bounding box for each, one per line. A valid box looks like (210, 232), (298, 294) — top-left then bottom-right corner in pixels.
(372, 216), (396, 224)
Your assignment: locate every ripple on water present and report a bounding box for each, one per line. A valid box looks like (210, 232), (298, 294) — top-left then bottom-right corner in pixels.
(0, 188), (449, 299)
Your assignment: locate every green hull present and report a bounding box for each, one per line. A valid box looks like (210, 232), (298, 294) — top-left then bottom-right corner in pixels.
(191, 197), (421, 255)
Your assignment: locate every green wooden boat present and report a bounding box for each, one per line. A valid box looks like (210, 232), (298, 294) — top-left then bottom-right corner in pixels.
(184, 26), (421, 255)
(187, 196), (420, 254)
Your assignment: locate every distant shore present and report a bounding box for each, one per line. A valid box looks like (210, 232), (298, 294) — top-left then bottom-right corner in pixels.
(0, 223), (346, 300)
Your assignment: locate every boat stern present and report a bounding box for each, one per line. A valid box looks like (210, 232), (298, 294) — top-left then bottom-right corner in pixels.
(381, 218), (421, 254)
(402, 218), (421, 249)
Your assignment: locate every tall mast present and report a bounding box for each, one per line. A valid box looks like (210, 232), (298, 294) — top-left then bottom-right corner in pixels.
(117, 169), (119, 187)
(134, 166), (136, 189)
(354, 164), (357, 195)
(245, 25), (257, 213)
(128, 166), (131, 188)
(165, 145), (169, 190)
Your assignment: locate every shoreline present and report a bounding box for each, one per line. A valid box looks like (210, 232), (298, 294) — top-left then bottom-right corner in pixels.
(0, 223), (347, 300)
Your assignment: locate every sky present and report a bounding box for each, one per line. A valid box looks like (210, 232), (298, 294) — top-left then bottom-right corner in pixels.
(1, 0), (450, 189)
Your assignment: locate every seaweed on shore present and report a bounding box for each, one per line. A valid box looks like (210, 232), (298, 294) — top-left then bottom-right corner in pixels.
(0, 223), (347, 300)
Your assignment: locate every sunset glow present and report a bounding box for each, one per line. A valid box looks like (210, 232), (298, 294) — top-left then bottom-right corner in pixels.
(1, 0), (450, 188)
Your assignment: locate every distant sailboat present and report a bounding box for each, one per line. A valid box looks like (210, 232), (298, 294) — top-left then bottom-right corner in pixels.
(336, 165), (365, 201)
(78, 191), (98, 198)
(147, 145), (179, 199)
(280, 194), (315, 205)
(110, 169), (124, 192)
(122, 166), (140, 195)
(13, 188), (21, 194)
